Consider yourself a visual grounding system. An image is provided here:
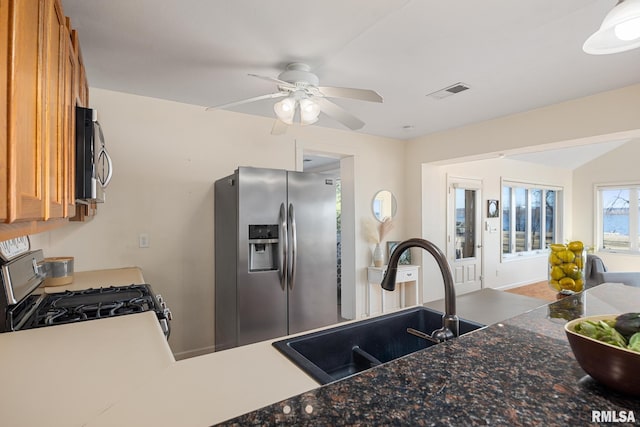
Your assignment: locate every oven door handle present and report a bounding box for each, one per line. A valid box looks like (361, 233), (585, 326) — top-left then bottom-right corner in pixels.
(32, 258), (49, 279)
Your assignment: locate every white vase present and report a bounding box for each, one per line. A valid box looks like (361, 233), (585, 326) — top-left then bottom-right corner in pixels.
(373, 243), (384, 267)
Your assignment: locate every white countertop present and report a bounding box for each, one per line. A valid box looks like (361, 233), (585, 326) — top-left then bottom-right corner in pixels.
(0, 311), (174, 427)
(0, 267), (319, 427)
(86, 338), (319, 427)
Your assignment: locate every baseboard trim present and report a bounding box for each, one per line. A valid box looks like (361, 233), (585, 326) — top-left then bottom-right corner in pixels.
(496, 279), (547, 291)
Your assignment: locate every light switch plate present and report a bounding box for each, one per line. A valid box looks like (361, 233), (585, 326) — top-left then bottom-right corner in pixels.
(138, 233), (150, 248)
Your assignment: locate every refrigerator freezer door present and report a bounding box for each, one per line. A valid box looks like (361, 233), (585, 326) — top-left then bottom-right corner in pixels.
(286, 171), (338, 335)
(237, 167), (288, 346)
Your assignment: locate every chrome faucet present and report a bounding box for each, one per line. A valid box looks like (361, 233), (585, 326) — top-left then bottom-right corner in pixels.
(381, 238), (459, 342)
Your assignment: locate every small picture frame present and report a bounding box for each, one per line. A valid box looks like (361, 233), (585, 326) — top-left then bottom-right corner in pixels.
(487, 199), (499, 218)
(387, 241), (411, 265)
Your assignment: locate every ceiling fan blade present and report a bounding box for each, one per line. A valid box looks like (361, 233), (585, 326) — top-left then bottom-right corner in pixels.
(314, 98), (365, 131)
(271, 119), (289, 135)
(248, 74), (295, 89)
(205, 92), (287, 111)
(317, 86), (383, 103)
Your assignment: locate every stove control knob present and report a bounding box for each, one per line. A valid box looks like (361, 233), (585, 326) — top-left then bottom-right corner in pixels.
(164, 309), (173, 321)
(160, 302), (167, 309)
(156, 294), (164, 304)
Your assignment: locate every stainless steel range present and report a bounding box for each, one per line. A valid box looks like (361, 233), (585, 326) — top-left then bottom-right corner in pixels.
(0, 250), (171, 337)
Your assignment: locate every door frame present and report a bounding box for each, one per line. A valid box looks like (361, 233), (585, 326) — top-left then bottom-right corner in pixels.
(446, 175), (484, 294)
(296, 142), (356, 321)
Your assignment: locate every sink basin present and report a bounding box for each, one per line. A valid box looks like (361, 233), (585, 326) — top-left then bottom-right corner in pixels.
(272, 306), (485, 384)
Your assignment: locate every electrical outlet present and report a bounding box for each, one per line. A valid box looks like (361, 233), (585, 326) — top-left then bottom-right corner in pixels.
(138, 233), (150, 248)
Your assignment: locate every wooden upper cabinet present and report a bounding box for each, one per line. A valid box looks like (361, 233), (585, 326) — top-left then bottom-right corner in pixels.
(0, 0), (9, 222)
(43, 0), (66, 220)
(62, 21), (77, 216)
(0, 0), (87, 239)
(6, 0), (47, 222)
(71, 28), (88, 107)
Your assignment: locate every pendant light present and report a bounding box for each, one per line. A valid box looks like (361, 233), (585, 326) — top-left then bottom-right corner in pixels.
(583, 0), (640, 54)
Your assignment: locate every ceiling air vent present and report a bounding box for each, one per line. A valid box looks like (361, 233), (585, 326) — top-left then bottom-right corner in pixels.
(426, 82), (470, 100)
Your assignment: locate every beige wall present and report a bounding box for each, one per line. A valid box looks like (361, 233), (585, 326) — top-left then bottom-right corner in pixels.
(405, 83), (640, 301)
(573, 141), (640, 271)
(30, 88), (407, 358)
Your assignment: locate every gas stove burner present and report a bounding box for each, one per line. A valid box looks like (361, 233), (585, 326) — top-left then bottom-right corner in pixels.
(0, 252), (171, 337)
(13, 284), (171, 338)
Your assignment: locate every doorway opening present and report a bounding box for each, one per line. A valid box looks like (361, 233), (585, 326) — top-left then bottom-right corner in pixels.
(302, 153), (346, 321)
(447, 176), (483, 295)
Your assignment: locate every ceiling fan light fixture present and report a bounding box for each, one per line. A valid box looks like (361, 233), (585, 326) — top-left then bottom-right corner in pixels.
(299, 98), (320, 125)
(615, 15), (640, 39)
(583, 0), (640, 54)
(274, 97), (296, 124)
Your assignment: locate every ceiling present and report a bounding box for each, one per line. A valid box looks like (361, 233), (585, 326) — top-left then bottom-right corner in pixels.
(60, 0), (640, 141)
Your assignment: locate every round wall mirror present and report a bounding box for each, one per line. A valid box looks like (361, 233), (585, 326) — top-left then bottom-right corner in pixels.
(372, 190), (397, 222)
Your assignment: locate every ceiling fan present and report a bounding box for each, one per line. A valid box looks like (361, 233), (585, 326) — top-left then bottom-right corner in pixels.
(205, 63), (383, 134)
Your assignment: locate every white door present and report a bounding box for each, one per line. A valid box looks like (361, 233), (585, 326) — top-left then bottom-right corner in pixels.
(447, 177), (483, 294)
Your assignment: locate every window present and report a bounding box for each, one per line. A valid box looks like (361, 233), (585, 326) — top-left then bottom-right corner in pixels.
(502, 181), (562, 258)
(597, 185), (640, 253)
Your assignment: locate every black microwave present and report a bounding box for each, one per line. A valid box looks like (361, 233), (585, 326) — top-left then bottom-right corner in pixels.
(75, 106), (112, 203)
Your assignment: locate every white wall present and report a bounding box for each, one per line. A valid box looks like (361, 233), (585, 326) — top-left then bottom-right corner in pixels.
(30, 88), (407, 358)
(573, 141), (640, 271)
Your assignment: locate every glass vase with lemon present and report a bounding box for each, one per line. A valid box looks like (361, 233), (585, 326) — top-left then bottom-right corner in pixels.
(548, 241), (586, 295)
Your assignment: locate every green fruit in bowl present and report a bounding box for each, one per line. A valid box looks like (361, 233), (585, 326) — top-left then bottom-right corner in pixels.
(615, 313), (640, 339)
(629, 333), (640, 353)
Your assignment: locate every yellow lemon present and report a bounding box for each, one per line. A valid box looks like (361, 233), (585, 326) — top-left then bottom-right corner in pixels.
(550, 266), (565, 281)
(574, 256), (584, 269)
(568, 241), (584, 252)
(549, 244), (566, 252)
(548, 253), (562, 265)
(559, 277), (576, 291)
(549, 280), (561, 291)
(561, 263), (579, 278)
(574, 279), (584, 292)
(557, 250), (576, 263)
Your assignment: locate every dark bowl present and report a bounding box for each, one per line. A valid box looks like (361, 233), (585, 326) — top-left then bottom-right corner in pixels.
(565, 315), (640, 396)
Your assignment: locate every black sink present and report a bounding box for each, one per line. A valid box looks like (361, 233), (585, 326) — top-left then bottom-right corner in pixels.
(272, 306), (485, 384)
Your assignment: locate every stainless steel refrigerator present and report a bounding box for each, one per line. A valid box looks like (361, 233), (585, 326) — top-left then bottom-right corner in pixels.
(214, 167), (338, 350)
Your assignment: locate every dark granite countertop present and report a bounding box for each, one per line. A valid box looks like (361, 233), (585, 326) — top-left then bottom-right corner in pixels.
(218, 283), (640, 426)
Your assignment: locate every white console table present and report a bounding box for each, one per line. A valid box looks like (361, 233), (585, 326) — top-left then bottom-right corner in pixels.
(366, 264), (420, 316)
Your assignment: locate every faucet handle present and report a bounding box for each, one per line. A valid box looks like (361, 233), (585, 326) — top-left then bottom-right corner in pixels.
(431, 327), (455, 343)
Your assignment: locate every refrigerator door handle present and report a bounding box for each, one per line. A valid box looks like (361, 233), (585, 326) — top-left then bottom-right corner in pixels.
(279, 203), (288, 291)
(288, 203), (297, 291)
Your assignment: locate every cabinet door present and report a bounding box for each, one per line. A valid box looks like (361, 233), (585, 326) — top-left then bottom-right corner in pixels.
(62, 23), (77, 216)
(43, 0), (66, 219)
(6, 0), (47, 222)
(0, 0), (9, 221)
(71, 29), (88, 107)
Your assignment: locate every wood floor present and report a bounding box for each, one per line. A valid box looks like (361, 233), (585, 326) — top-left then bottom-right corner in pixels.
(503, 281), (559, 302)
